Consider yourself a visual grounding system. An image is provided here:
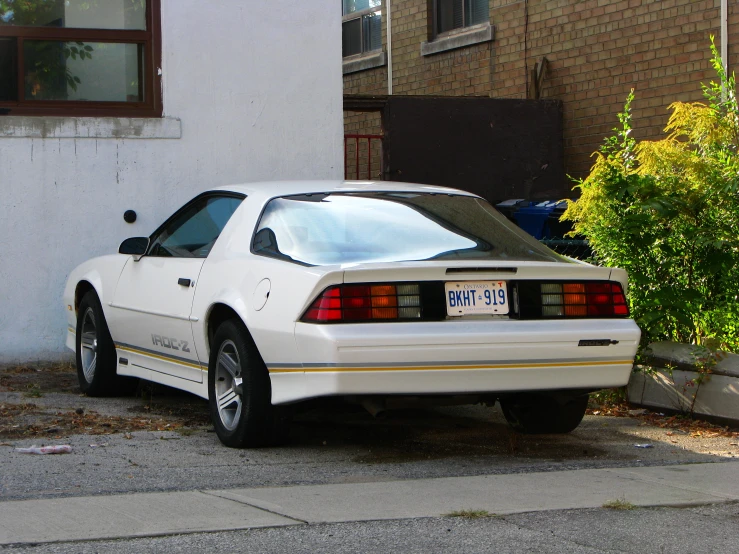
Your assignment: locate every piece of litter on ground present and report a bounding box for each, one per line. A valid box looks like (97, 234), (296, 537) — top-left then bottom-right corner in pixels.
(628, 409), (647, 416)
(15, 445), (72, 455)
(634, 443), (654, 448)
(89, 443), (108, 448)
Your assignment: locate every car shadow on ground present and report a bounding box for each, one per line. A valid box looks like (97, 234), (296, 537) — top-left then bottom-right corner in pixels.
(1, 364), (736, 467)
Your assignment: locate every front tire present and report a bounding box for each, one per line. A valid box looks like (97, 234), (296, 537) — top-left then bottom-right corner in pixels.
(76, 290), (137, 397)
(500, 392), (589, 434)
(208, 319), (287, 448)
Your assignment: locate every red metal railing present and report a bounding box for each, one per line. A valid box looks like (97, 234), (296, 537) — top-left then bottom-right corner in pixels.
(344, 134), (384, 180)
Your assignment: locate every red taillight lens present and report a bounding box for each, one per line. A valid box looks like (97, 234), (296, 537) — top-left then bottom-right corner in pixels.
(301, 283), (421, 323)
(540, 281), (629, 318)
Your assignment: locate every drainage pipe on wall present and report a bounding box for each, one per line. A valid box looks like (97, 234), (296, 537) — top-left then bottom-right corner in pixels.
(722, 0), (728, 75)
(387, 0), (393, 95)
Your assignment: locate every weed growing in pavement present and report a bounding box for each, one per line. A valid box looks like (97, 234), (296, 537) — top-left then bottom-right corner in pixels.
(683, 345), (724, 416)
(445, 509), (496, 518)
(602, 497), (637, 510)
(175, 428), (197, 436)
(23, 383), (43, 398)
(589, 387), (626, 409)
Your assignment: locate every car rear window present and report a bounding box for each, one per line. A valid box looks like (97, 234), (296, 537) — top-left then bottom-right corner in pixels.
(252, 192), (569, 266)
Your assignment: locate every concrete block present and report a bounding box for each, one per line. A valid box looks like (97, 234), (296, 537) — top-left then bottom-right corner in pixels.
(645, 341), (739, 378)
(628, 366), (739, 424)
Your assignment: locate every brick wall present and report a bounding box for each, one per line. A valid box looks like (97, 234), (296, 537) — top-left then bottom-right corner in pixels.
(344, 0), (732, 186)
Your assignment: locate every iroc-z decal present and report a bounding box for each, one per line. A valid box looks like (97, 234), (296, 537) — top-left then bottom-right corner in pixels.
(152, 334), (190, 353)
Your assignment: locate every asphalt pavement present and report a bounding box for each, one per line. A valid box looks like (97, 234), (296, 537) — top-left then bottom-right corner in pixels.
(3, 366), (739, 552)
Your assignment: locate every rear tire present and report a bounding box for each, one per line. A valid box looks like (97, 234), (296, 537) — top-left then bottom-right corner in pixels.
(208, 319), (289, 448)
(76, 290), (138, 397)
(500, 392), (589, 434)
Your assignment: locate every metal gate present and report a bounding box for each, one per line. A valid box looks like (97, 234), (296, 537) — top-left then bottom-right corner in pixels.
(344, 134), (383, 180)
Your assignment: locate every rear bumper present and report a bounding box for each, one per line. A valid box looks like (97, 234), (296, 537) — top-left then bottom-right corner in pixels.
(268, 319), (641, 404)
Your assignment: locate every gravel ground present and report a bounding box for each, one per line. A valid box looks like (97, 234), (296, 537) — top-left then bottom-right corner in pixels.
(1, 364), (738, 502)
(5, 502), (739, 554)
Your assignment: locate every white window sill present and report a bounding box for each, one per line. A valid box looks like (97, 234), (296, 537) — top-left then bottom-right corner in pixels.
(421, 23), (494, 57)
(0, 116), (182, 139)
(343, 51), (387, 75)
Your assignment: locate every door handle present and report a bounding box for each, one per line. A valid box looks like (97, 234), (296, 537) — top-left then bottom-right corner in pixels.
(178, 278), (191, 287)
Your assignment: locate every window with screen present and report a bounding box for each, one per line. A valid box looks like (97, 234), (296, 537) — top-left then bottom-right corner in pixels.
(434, 0), (488, 37)
(342, 0), (382, 58)
(0, 0), (161, 116)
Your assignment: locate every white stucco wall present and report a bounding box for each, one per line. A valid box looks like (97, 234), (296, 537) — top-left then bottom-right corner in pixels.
(0, 0), (343, 363)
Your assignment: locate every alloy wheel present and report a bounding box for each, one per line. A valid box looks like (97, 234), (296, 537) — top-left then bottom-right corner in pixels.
(80, 307), (98, 384)
(215, 340), (244, 431)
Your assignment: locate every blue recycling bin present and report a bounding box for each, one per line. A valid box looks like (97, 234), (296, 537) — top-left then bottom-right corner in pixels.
(511, 201), (564, 239)
(494, 198), (526, 223)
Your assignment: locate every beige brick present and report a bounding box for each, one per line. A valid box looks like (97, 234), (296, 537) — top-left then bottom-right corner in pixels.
(342, 0), (724, 178)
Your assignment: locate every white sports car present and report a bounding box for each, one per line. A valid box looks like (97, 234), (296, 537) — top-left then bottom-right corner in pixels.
(64, 181), (641, 447)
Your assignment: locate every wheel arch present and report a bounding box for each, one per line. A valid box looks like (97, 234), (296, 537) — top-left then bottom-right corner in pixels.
(206, 302), (252, 359)
(74, 280), (97, 315)
(66, 255), (128, 319)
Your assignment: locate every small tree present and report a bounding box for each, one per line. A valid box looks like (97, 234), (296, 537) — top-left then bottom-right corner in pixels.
(564, 38), (739, 350)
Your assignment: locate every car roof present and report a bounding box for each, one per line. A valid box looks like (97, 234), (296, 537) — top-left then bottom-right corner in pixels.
(211, 180), (479, 202)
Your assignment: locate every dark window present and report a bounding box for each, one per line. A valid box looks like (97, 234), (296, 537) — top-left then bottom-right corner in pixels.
(434, 0), (488, 36)
(0, 37), (16, 101)
(0, 0), (161, 116)
(342, 0), (382, 58)
(149, 196), (244, 259)
(253, 192), (567, 266)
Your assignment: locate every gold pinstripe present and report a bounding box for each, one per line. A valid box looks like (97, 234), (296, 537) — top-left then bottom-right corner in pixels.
(112, 343), (632, 375)
(115, 344), (207, 370)
(268, 360), (633, 374)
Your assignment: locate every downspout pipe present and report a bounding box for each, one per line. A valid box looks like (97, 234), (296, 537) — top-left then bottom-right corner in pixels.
(722, 0), (728, 76)
(387, 0), (393, 95)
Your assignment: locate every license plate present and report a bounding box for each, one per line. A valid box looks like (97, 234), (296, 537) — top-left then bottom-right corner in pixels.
(445, 281), (509, 316)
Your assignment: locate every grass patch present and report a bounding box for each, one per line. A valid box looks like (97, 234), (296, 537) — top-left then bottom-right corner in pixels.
(23, 383), (43, 398)
(602, 497), (637, 510)
(174, 427), (197, 436)
(445, 509), (495, 518)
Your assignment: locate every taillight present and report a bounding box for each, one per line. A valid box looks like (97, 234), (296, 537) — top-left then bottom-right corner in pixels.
(302, 283), (422, 323)
(540, 282), (629, 318)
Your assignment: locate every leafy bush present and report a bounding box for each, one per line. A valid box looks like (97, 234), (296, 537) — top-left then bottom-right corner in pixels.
(564, 38), (739, 351)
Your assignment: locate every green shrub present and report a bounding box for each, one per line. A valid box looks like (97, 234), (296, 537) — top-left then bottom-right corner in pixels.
(563, 38), (739, 351)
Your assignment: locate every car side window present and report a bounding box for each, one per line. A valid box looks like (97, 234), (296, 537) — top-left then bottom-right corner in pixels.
(149, 196), (243, 258)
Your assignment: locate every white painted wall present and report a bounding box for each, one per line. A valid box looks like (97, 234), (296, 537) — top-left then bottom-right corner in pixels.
(0, 0), (344, 363)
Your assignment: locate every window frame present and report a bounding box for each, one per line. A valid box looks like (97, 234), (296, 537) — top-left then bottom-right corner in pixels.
(147, 192), (246, 259)
(432, 0), (488, 39)
(341, 2), (382, 59)
(0, 0), (162, 117)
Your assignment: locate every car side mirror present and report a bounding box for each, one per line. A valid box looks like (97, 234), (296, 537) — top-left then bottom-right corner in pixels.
(119, 237), (150, 259)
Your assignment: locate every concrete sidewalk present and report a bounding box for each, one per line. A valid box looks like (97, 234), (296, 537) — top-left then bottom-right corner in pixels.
(2, 461), (738, 546)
